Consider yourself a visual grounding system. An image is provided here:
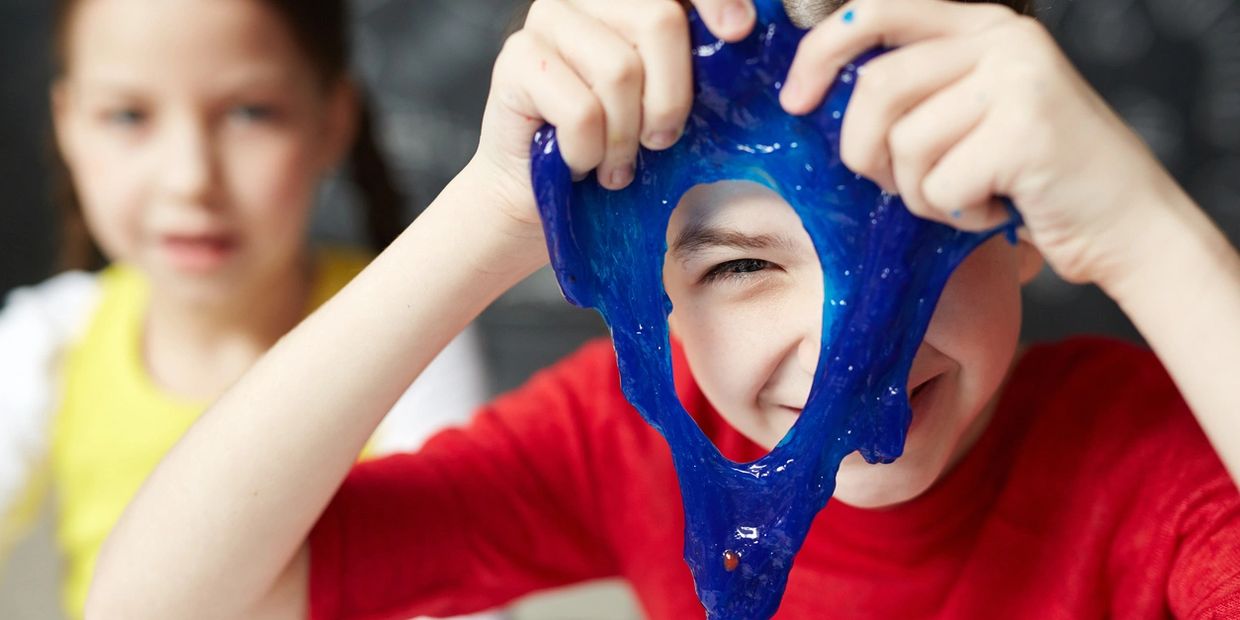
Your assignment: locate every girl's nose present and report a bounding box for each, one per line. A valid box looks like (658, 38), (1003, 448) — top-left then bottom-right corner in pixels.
(161, 119), (217, 204)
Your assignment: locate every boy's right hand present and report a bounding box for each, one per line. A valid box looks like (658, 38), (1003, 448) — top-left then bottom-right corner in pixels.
(464, 0), (757, 268)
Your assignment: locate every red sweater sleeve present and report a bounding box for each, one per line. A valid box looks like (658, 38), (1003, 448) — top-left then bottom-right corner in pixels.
(308, 341), (623, 620)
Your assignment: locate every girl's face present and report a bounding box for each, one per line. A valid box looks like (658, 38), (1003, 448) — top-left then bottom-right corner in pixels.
(54, 0), (354, 306)
(664, 181), (1042, 508)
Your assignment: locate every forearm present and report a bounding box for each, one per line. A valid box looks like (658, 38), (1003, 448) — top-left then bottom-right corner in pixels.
(88, 163), (545, 618)
(1104, 182), (1240, 484)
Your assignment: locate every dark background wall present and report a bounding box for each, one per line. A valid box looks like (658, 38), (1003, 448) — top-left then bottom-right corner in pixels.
(3, 0), (1239, 393)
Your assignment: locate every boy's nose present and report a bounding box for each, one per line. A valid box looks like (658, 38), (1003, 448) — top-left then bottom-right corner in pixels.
(796, 321), (822, 376)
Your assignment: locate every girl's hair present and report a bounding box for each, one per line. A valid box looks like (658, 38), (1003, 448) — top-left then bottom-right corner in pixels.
(51, 0), (406, 271)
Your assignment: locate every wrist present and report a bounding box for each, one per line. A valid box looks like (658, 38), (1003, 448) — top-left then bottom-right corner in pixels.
(1099, 177), (1235, 310)
(431, 159), (551, 280)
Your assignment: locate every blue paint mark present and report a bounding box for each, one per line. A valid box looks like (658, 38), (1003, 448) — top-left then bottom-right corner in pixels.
(842, 8), (855, 23)
(530, 1), (1021, 618)
(952, 209), (964, 219)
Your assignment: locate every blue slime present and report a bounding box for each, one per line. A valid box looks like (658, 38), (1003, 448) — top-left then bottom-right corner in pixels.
(529, 1), (1020, 618)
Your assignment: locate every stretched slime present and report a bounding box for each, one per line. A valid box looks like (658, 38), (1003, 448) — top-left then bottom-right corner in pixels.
(529, 1), (1020, 618)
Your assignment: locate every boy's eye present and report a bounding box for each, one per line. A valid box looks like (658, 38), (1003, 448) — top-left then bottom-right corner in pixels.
(228, 104), (278, 123)
(701, 258), (773, 284)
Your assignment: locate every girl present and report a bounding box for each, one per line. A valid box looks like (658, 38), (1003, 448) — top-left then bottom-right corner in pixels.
(92, 0), (1240, 617)
(0, 0), (491, 618)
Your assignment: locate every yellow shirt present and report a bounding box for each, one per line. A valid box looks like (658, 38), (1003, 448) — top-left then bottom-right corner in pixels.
(50, 249), (370, 619)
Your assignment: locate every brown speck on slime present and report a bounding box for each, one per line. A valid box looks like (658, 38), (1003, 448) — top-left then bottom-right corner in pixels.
(723, 549), (741, 572)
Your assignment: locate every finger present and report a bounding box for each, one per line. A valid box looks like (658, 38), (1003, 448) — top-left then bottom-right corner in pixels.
(838, 34), (987, 193)
(566, 0), (694, 151)
(920, 112), (1014, 231)
(781, 0), (1018, 114)
(528, 0), (645, 188)
(887, 69), (988, 218)
(686, 0), (756, 42)
(494, 31), (605, 177)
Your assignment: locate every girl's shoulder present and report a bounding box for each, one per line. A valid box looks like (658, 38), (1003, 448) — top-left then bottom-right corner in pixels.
(0, 271), (103, 378)
(0, 269), (103, 418)
(0, 271), (102, 546)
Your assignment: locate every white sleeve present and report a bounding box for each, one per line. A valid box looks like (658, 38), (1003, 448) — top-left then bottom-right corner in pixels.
(370, 325), (491, 455)
(0, 272), (99, 554)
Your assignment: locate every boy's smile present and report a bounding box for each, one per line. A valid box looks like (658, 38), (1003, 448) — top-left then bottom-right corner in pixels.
(664, 180), (1042, 508)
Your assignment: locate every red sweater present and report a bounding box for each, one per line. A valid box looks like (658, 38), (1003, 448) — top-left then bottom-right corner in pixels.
(309, 338), (1240, 619)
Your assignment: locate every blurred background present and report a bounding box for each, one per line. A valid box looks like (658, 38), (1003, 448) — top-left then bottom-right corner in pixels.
(1, 0), (1238, 617)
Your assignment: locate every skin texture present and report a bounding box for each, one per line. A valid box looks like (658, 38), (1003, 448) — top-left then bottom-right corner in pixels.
(87, 0), (1240, 617)
(54, 0), (355, 399)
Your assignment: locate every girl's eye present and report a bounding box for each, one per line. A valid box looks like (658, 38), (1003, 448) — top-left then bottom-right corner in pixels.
(228, 104), (278, 123)
(701, 258), (773, 284)
(105, 108), (147, 127)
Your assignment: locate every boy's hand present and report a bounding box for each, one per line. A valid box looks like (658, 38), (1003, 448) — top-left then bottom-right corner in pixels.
(466, 0), (756, 270)
(779, 0), (1187, 291)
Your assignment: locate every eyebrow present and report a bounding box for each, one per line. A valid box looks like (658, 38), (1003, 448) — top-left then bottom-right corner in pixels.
(670, 223), (799, 262)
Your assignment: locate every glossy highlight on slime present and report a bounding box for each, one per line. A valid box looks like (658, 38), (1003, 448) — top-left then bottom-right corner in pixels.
(529, 1), (1020, 617)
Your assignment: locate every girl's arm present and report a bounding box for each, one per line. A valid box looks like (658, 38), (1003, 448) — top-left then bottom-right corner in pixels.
(87, 1), (751, 617)
(778, 0), (1240, 480)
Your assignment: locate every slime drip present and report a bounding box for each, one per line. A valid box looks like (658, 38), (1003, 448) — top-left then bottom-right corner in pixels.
(529, 1), (1020, 618)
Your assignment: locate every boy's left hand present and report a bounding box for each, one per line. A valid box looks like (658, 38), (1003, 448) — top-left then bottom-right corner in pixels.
(777, 0), (1191, 293)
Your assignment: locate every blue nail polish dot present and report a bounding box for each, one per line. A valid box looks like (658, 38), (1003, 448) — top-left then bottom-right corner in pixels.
(842, 8), (855, 23)
(530, 1), (1021, 618)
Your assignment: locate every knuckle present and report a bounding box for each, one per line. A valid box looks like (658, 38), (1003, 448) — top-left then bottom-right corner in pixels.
(920, 171), (951, 209)
(860, 0), (892, 24)
(564, 97), (604, 137)
(524, 0), (553, 26)
(840, 137), (884, 178)
(974, 2), (1018, 23)
(597, 49), (643, 89)
(499, 30), (536, 60)
(576, 98), (606, 133)
(887, 120), (922, 164)
(644, 2), (688, 36)
(797, 23), (834, 59)
(1011, 14), (1050, 41)
(855, 62), (891, 96)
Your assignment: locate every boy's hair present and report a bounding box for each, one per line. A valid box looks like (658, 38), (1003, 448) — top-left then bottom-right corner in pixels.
(514, 0), (1035, 29)
(783, 0), (1033, 27)
(50, 0), (406, 271)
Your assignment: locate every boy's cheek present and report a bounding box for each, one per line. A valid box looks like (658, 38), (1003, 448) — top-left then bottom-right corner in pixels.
(921, 241), (1024, 394)
(1017, 240), (1045, 284)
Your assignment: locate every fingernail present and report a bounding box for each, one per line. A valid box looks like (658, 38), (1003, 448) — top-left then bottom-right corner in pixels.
(720, 1), (753, 35)
(609, 164), (633, 189)
(646, 130), (680, 150)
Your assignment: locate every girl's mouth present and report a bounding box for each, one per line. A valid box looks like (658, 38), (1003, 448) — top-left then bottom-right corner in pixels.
(161, 233), (238, 272)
